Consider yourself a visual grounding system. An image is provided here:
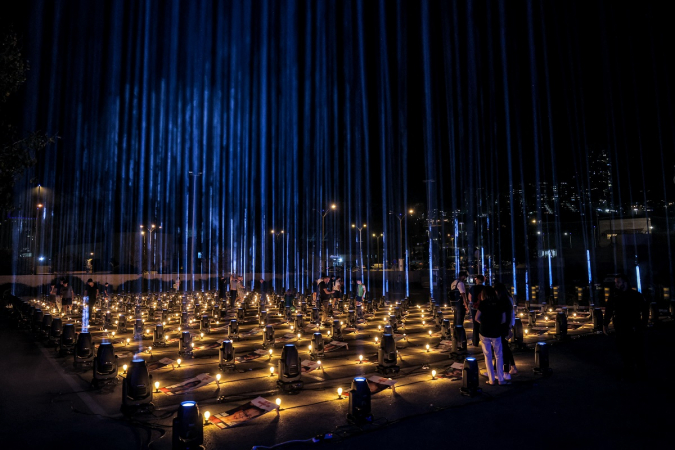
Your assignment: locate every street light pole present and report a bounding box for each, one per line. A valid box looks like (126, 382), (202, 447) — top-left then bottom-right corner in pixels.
(321, 204), (336, 274)
(352, 223), (366, 283)
(188, 171), (202, 291)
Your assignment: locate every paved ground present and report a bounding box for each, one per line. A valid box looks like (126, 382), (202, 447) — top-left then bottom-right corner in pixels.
(1, 298), (673, 450)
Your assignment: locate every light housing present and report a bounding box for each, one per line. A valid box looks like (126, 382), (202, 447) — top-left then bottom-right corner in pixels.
(172, 401), (203, 450)
(347, 377), (373, 425)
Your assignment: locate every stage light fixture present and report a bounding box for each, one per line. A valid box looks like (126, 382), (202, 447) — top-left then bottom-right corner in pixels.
(277, 344), (303, 392)
(377, 334), (399, 374)
(460, 357), (481, 397)
(555, 312), (567, 340)
(92, 341), (118, 387)
(263, 324), (275, 349)
(74, 331), (94, 368)
(347, 377), (373, 425)
(172, 401), (203, 450)
(534, 342), (553, 375)
(121, 358), (154, 414)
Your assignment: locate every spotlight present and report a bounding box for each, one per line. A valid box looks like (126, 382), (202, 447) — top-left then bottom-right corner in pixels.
(555, 312), (567, 340)
(263, 324), (275, 349)
(347, 377), (373, 425)
(172, 401), (203, 450)
(534, 342), (553, 375)
(49, 317), (63, 347)
(332, 319), (343, 341)
(58, 323), (76, 356)
(377, 334), (399, 374)
(121, 358), (154, 414)
(277, 344), (303, 393)
(153, 323), (165, 347)
(310, 332), (324, 360)
(92, 341), (118, 387)
(179, 331), (193, 357)
(460, 357), (481, 397)
(228, 319), (239, 340)
(74, 332), (94, 368)
(441, 318), (452, 340)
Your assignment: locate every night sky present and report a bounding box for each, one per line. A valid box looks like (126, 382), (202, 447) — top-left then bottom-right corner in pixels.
(4, 0), (674, 286)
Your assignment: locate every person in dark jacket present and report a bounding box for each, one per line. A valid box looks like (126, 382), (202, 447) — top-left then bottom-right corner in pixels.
(603, 273), (648, 379)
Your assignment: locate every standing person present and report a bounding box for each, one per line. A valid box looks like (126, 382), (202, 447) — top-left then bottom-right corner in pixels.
(468, 274), (485, 346)
(332, 277), (342, 308)
(229, 274), (239, 309)
(451, 271), (469, 327)
(355, 280), (366, 306)
(48, 283), (57, 310)
(173, 277), (180, 292)
(284, 287), (296, 312)
(237, 276), (245, 300)
(84, 278), (98, 320)
(603, 273), (648, 380)
(319, 276), (334, 323)
(475, 286), (509, 385)
(61, 280), (74, 315)
(495, 283), (517, 378)
(101, 282), (111, 308)
(219, 275), (228, 302)
(55, 279), (64, 314)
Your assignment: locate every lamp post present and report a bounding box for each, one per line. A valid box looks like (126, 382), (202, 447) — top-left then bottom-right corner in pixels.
(395, 209), (413, 272)
(188, 171), (202, 291)
(321, 204), (336, 274)
(34, 202), (44, 275)
(351, 224), (366, 283)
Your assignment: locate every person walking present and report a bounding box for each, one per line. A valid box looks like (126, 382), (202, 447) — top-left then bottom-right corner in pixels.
(319, 276), (334, 324)
(603, 273), (648, 380)
(61, 280), (74, 315)
(84, 278), (98, 321)
(451, 271), (469, 328)
(475, 286), (509, 385)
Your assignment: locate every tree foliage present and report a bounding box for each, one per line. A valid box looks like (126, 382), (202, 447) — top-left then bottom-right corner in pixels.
(0, 29), (56, 217)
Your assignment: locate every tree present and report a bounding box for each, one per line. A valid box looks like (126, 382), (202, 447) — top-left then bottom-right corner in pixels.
(0, 28), (56, 219)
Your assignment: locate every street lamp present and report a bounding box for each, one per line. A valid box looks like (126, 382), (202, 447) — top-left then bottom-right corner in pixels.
(321, 204), (337, 274)
(352, 224), (366, 282)
(394, 210), (413, 271)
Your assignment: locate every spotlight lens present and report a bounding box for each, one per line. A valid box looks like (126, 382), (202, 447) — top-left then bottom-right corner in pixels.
(466, 357), (476, 362)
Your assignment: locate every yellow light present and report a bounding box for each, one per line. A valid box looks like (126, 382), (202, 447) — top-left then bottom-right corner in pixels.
(432, 370), (437, 379)
(308, 344), (312, 351)
(155, 381), (160, 392)
(177, 358), (182, 367)
(429, 330), (432, 336)
(216, 373), (221, 382)
(270, 366), (275, 375)
(317, 360), (321, 366)
(123, 364), (128, 374)
(525, 329), (529, 335)
(337, 387), (343, 398)
(426, 344), (430, 352)
(201, 332), (204, 338)
(204, 411), (210, 423)
(297, 333), (301, 339)
(331, 204), (336, 209)
(359, 355), (363, 363)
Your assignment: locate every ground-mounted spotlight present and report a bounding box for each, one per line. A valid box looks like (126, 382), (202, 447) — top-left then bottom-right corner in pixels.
(294, 314), (305, 332)
(103, 310), (113, 330)
(310, 332), (324, 360)
(48, 317), (63, 346)
(58, 323), (76, 355)
(347, 310), (356, 328)
(74, 331), (94, 368)
(394, 306), (402, 323)
(452, 325), (467, 353)
(534, 341), (553, 375)
(356, 303), (364, 321)
(171, 402), (204, 449)
(377, 333), (400, 375)
(311, 307), (320, 325)
(347, 377), (373, 425)
(512, 318), (524, 348)
(263, 324), (275, 349)
(366, 299), (374, 314)
(228, 319), (239, 341)
(259, 310), (269, 327)
(441, 318), (452, 340)
(179, 331), (193, 358)
(277, 344), (303, 393)
(592, 308), (603, 332)
(41, 313), (53, 340)
(92, 341), (118, 387)
(218, 340), (235, 371)
(121, 358), (154, 414)
(460, 357), (481, 397)
(117, 314), (127, 333)
(199, 315), (210, 335)
(388, 314), (398, 333)
(153, 323), (166, 347)
(180, 311), (189, 329)
(301, 301), (308, 313)
(133, 319), (143, 340)
(32, 308), (44, 334)
(528, 311), (537, 328)
(555, 311), (567, 340)
(435, 309), (444, 330)
(161, 309), (169, 323)
(332, 319), (343, 341)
